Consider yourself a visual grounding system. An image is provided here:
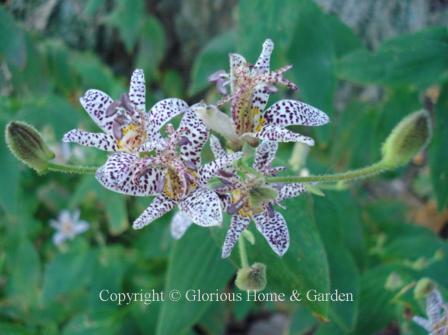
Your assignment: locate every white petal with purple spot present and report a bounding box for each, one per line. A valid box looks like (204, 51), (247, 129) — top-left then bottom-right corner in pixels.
(133, 195), (176, 229)
(179, 188), (222, 227)
(222, 214), (250, 258)
(63, 129), (118, 151)
(253, 210), (289, 256)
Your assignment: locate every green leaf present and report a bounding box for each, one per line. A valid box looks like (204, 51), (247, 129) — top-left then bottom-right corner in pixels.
(336, 27), (448, 87)
(0, 112), (20, 216)
(237, 0), (300, 58)
(42, 240), (94, 303)
(70, 176), (129, 235)
(71, 52), (123, 97)
(96, 187), (129, 235)
(0, 7), (27, 68)
(156, 226), (234, 335)
(429, 84), (448, 209)
(136, 16), (166, 80)
(354, 265), (403, 334)
(314, 193), (361, 331)
(188, 31), (236, 96)
(5, 238), (41, 309)
(17, 94), (82, 138)
(287, 0), (362, 145)
(245, 195), (330, 318)
(105, 0), (145, 53)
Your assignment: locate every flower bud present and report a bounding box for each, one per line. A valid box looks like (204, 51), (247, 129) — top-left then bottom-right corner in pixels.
(235, 262), (267, 292)
(414, 278), (435, 300)
(381, 110), (432, 168)
(192, 103), (240, 145)
(5, 121), (55, 173)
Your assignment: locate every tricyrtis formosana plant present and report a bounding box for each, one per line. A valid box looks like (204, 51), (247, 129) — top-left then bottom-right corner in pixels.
(6, 39), (432, 291)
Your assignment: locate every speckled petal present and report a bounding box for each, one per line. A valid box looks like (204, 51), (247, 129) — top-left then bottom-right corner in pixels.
(427, 289), (444, 324)
(251, 85), (271, 115)
(170, 211), (193, 239)
(253, 39), (273, 75)
(179, 188), (222, 227)
(147, 98), (189, 134)
(63, 129), (118, 151)
(133, 195), (176, 229)
(209, 135), (226, 159)
(129, 69), (145, 112)
(79, 89), (115, 134)
(256, 124), (315, 145)
(263, 99), (329, 127)
(253, 210), (289, 256)
(221, 214), (250, 258)
(276, 183), (306, 201)
(253, 140), (278, 172)
(199, 152), (243, 185)
(177, 109), (209, 168)
(95, 152), (163, 196)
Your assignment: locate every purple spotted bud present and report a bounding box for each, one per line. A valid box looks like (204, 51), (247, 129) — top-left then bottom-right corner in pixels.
(5, 121), (55, 174)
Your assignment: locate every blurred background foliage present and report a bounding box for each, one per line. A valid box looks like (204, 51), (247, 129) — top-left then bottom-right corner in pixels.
(0, 0), (447, 334)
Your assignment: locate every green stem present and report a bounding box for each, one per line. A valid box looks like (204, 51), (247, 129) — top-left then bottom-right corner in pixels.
(266, 161), (389, 184)
(47, 162), (99, 174)
(238, 237), (249, 268)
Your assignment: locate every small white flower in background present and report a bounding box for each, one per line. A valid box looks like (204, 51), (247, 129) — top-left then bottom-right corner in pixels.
(50, 210), (89, 246)
(413, 288), (448, 335)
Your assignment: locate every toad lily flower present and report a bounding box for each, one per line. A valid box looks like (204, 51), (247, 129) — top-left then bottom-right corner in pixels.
(207, 39), (329, 145)
(50, 209), (89, 246)
(63, 69), (188, 153)
(413, 288), (448, 335)
(209, 136), (306, 257)
(95, 105), (243, 230)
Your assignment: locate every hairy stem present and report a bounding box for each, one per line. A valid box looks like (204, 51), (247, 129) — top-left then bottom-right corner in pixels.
(47, 162), (99, 174)
(266, 161), (388, 184)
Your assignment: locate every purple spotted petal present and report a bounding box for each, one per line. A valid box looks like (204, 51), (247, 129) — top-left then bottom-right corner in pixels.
(256, 124), (315, 145)
(170, 211), (193, 239)
(253, 39), (273, 75)
(253, 140), (278, 172)
(178, 188), (222, 227)
(177, 109), (209, 169)
(199, 152), (243, 185)
(221, 214), (250, 258)
(63, 129), (118, 151)
(253, 210), (289, 256)
(209, 135), (226, 159)
(129, 69), (145, 112)
(251, 84), (271, 115)
(427, 289), (444, 324)
(133, 195), (176, 230)
(79, 89), (115, 134)
(147, 98), (189, 134)
(276, 183), (306, 201)
(95, 152), (164, 196)
(263, 99), (329, 127)
(229, 53), (248, 80)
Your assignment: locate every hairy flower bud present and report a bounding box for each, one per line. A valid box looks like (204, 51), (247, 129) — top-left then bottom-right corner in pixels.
(381, 110), (432, 168)
(414, 278), (435, 300)
(235, 263), (267, 292)
(5, 121), (55, 173)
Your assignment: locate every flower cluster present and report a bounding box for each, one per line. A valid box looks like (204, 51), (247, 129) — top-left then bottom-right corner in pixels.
(62, 39), (329, 257)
